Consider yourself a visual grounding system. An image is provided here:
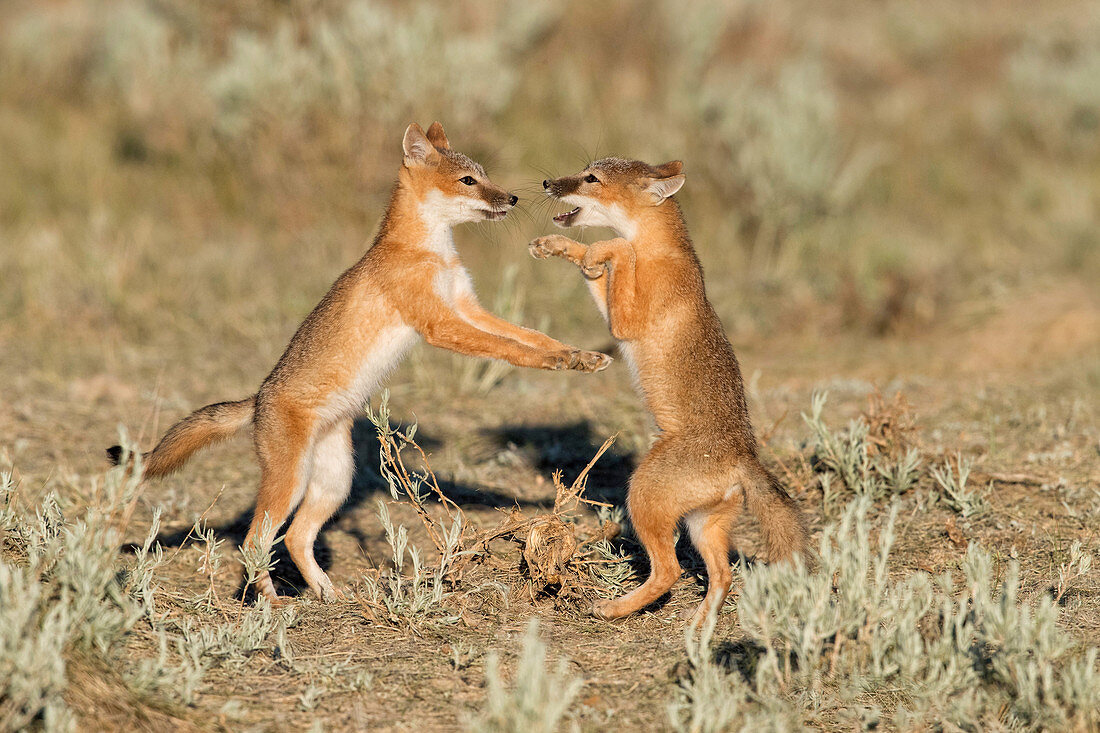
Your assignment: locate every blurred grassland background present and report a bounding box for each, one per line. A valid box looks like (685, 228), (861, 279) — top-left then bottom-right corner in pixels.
(2, 1), (1100, 730)
(2, 0), (1098, 393)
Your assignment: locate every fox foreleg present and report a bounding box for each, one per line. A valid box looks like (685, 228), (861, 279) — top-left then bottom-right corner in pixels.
(580, 238), (643, 340)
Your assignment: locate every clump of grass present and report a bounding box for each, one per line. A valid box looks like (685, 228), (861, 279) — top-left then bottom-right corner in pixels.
(358, 392), (471, 625)
(135, 600), (299, 707)
(0, 438), (151, 729)
(667, 613), (797, 733)
(0, 438), (312, 720)
(237, 511), (281, 602)
(0, 558), (73, 730)
(449, 641), (479, 672)
(191, 516), (226, 609)
(585, 504), (638, 597)
(358, 499), (463, 627)
(803, 391), (923, 512)
(174, 602), (297, 669)
(297, 683), (324, 712)
(930, 452), (988, 517)
(1054, 540), (1094, 604)
(679, 496), (1100, 730)
(465, 619), (583, 733)
(365, 390), (470, 557)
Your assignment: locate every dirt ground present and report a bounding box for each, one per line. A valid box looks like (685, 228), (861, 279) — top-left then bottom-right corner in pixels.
(4, 280), (1098, 731)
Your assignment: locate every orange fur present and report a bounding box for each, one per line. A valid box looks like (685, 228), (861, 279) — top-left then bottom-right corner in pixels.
(110, 123), (611, 602)
(531, 157), (809, 624)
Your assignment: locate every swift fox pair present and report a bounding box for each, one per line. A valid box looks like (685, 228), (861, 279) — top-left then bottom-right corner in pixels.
(113, 124), (809, 622)
(110, 122), (611, 602)
(531, 158), (809, 623)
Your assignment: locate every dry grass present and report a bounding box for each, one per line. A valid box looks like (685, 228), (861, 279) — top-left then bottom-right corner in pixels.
(2, 0), (1099, 730)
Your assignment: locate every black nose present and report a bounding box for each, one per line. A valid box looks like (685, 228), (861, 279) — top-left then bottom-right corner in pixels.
(542, 180), (550, 190)
(508, 194), (518, 206)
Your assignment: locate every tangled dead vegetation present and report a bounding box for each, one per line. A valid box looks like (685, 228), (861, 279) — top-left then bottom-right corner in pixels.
(861, 388), (919, 460)
(363, 392), (625, 617)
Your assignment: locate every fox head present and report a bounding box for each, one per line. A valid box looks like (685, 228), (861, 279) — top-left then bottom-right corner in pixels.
(400, 122), (518, 225)
(542, 158), (685, 238)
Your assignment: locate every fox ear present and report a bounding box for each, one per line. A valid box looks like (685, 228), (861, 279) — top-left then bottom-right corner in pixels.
(642, 173), (685, 204)
(402, 123), (439, 166)
(655, 160), (683, 177)
(425, 121), (451, 151)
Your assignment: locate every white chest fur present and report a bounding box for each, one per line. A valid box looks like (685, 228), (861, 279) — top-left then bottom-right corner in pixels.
(432, 262), (475, 305)
(318, 324), (418, 424)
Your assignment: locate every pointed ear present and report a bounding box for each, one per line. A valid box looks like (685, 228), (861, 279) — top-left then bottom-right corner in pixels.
(402, 123), (438, 166)
(641, 173), (685, 204)
(655, 160), (683, 177)
(425, 121), (451, 151)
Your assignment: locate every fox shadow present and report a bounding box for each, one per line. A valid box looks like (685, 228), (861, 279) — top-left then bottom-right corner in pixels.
(140, 417), (636, 599)
(482, 420), (636, 507)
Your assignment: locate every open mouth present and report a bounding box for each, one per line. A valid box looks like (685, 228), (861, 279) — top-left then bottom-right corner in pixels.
(481, 209), (508, 221)
(552, 206), (581, 226)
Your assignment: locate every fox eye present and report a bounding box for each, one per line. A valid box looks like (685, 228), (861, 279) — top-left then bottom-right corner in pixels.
(459, 176), (477, 186)
(584, 173), (599, 183)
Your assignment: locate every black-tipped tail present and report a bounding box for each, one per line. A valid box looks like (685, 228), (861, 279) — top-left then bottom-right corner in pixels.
(135, 397), (255, 480)
(106, 445), (124, 466)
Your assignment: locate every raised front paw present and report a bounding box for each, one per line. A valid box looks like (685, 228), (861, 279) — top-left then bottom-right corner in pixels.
(580, 252), (607, 279)
(528, 235), (573, 261)
(568, 349), (613, 373)
(544, 349), (613, 372)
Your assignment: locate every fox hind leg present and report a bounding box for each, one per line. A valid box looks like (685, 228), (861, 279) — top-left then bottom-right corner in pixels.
(245, 408), (315, 601)
(593, 443), (697, 620)
(684, 492), (744, 627)
(592, 488), (681, 619)
(593, 438), (747, 622)
(285, 420), (354, 601)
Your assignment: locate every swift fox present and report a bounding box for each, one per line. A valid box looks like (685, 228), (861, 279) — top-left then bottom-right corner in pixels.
(530, 157), (808, 623)
(110, 123), (611, 602)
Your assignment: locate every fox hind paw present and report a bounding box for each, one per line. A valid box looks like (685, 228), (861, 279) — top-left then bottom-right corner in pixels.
(592, 599), (616, 619)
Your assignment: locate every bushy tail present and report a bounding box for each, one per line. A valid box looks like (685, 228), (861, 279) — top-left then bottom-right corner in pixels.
(107, 397), (255, 480)
(743, 463), (811, 565)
